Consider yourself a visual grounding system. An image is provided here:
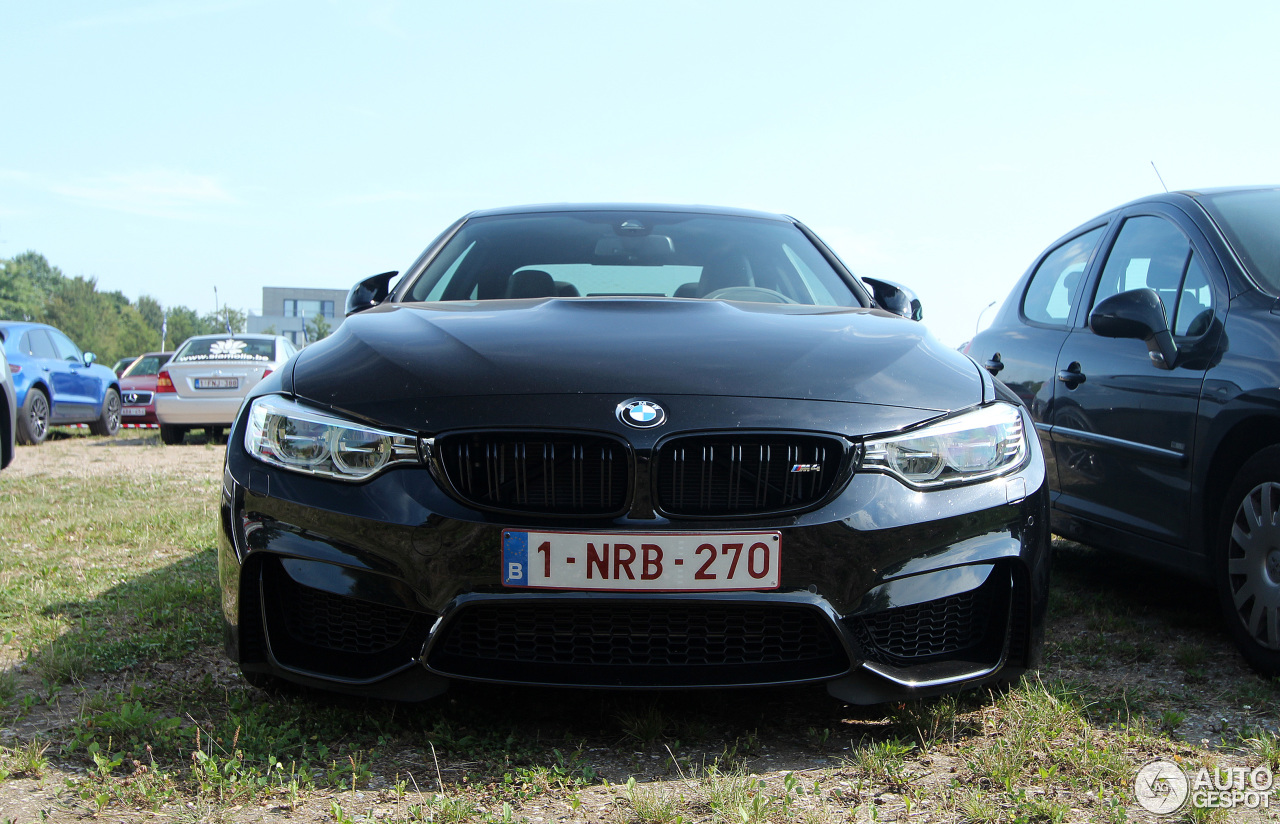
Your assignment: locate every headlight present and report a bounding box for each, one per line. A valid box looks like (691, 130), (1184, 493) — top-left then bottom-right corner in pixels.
(244, 395), (420, 481)
(861, 403), (1028, 489)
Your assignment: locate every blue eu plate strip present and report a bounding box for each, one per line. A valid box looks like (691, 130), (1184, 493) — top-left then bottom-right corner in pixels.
(503, 531), (528, 586)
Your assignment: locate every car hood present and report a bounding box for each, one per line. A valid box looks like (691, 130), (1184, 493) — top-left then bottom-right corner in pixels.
(291, 299), (981, 422)
(120, 376), (158, 390)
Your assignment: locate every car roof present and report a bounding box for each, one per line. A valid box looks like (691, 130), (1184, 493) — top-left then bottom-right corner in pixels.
(183, 333), (279, 341)
(463, 203), (796, 223)
(0, 321), (55, 342)
(1110, 185), (1280, 213)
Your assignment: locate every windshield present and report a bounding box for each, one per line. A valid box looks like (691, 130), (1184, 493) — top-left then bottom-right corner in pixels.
(401, 211), (862, 307)
(1197, 189), (1280, 295)
(122, 354), (170, 377)
(173, 337), (276, 363)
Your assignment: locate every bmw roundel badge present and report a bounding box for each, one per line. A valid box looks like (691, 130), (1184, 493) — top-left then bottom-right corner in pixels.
(618, 399), (666, 429)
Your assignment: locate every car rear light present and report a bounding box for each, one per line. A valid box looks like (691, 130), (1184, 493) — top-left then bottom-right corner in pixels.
(262, 369), (272, 378)
(8, 364), (18, 374)
(156, 370), (175, 393)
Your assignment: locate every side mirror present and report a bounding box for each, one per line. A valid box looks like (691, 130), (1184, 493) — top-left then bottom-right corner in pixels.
(862, 277), (923, 321)
(346, 271), (399, 316)
(1089, 287), (1178, 369)
(83, 352), (97, 366)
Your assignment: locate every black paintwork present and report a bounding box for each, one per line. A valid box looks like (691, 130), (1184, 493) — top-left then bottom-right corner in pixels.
(971, 187), (1280, 580)
(292, 299), (979, 426)
(219, 203), (1051, 702)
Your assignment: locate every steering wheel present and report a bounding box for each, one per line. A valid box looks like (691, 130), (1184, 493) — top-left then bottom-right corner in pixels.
(702, 286), (798, 304)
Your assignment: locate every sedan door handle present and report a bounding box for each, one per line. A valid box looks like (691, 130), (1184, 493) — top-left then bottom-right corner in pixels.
(983, 354), (1004, 375)
(1057, 364), (1086, 388)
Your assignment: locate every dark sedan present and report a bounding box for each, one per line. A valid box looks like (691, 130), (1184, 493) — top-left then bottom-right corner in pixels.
(969, 186), (1280, 676)
(218, 204), (1050, 703)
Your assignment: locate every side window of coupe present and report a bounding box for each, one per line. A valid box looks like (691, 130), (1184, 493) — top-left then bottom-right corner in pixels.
(1091, 215), (1213, 337)
(1021, 226), (1105, 326)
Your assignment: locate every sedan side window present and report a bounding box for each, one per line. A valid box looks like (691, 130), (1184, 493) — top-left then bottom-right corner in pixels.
(1173, 255), (1213, 337)
(1091, 215), (1212, 336)
(1021, 226), (1104, 326)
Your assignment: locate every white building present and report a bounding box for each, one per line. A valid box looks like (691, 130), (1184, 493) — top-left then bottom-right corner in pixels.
(247, 286), (346, 346)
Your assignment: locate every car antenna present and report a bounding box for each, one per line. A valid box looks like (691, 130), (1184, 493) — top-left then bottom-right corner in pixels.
(1150, 161), (1169, 193)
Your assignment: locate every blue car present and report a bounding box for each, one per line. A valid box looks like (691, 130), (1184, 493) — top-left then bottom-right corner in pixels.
(0, 321), (121, 445)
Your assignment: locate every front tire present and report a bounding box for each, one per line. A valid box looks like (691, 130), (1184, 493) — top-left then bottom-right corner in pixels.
(159, 424), (186, 445)
(1216, 445), (1280, 677)
(89, 388), (121, 436)
(17, 388), (49, 445)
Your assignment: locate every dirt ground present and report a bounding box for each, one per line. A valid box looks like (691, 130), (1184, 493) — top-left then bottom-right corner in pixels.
(3, 430), (226, 480)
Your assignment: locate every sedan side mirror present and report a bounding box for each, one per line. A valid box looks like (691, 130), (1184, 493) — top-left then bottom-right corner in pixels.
(346, 271), (399, 316)
(83, 352), (97, 366)
(862, 277), (923, 321)
(1089, 287), (1178, 369)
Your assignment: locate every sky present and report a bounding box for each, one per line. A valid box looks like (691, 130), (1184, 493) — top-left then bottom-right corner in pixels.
(3, 0), (1280, 347)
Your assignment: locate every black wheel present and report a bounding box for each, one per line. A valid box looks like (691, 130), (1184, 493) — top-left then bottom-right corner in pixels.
(159, 424), (186, 445)
(1216, 445), (1280, 677)
(17, 388), (49, 445)
(89, 388), (121, 436)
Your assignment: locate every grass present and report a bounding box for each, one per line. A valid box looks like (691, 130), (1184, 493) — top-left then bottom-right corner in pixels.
(2, 435), (1278, 822)
(0, 442), (221, 683)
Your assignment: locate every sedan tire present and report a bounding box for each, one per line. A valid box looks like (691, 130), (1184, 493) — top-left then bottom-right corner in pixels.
(17, 388), (49, 445)
(89, 388), (121, 436)
(1216, 445), (1280, 677)
(159, 424), (186, 445)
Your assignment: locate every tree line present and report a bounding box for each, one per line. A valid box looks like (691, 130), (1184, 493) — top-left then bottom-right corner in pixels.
(0, 251), (247, 365)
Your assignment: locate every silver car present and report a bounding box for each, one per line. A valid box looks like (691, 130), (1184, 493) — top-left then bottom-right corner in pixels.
(155, 334), (297, 445)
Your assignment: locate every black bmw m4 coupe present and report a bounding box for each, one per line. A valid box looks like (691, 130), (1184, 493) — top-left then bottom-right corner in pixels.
(218, 204), (1050, 703)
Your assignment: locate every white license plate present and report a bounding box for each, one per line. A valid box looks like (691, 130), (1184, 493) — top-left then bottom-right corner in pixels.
(502, 530), (781, 591)
(121, 407), (146, 416)
(194, 377), (239, 389)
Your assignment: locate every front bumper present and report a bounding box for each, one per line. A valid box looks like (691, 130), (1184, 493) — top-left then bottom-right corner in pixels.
(121, 404), (158, 425)
(217, 409), (1051, 704)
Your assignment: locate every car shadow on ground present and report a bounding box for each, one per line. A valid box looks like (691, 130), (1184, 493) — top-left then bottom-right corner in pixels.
(1050, 537), (1220, 633)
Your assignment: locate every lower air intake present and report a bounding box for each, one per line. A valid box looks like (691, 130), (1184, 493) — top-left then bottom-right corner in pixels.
(428, 600), (850, 686)
(851, 570), (1009, 666)
(260, 558), (431, 681)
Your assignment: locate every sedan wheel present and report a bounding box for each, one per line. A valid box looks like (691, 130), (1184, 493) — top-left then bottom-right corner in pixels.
(1218, 446), (1280, 676)
(159, 424), (186, 445)
(18, 389), (49, 445)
